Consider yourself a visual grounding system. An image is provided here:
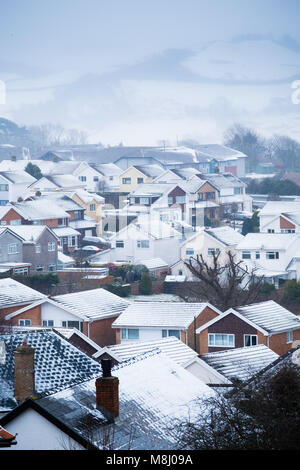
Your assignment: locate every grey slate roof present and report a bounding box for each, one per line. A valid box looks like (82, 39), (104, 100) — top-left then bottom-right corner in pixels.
(105, 336), (198, 366)
(201, 345), (279, 382)
(234, 300), (300, 334)
(0, 278), (46, 309)
(112, 301), (218, 329)
(0, 330), (102, 411)
(36, 350), (214, 450)
(52, 288), (131, 321)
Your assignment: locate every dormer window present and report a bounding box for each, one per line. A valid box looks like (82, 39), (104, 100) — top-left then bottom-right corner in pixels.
(266, 252), (279, 260)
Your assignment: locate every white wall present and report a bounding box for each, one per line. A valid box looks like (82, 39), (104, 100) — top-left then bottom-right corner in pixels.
(3, 408), (85, 450)
(41, 302), (83, 327)
(120, 327), (181, 343)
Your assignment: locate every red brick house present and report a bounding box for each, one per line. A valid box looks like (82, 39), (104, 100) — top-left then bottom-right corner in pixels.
(196, 300), (300, 356)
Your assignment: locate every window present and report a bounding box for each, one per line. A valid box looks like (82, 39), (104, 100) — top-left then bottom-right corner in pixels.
(140, 197), (149, 205)
(36, 265), (44, 272)
(62, 320), (82, 331)
(13, 267), (28, 275)
(121, 328), (139, 340)
(0, 221), (6, 225)
(267, 229), (275, 233)
(8, 243), (18, 254)
(266, 252), (279, 260)
(35, 244), (41, 253)
(0, 184), (9, 191)
(206, 192), (215, 200)
(90, 204), (96, 212)
(48, 242), (56, 252)
(287, 330), (293, 344)
(176, 196), (186, 204)
(137, 178), (144, 184)
(162, 329), (180, 339)
(93, 176), (99, 182)
(68, 236), (77, 247)
(281, 229), (295, 233)
(208, 334), (235, 347)
(129, 197), (135, 204)
(137, 240), (149, 248)
(58, 218), (66, 226)
(10, 219), (21, 225)
(78, 176), (86, 182)
(168, 197), (173, 204)
(73, 210), (82, 220)
(242, 251), (251, 259)
(18, 319), (31, 327)
(33, 220), (42, 225)
(186, 248), (194, 256)
(208, 248), (220, 257)
(109, 176), (113, 181)
(48, 264), (56, 272)
(43, 320), (54, 327)
(116, 240), (124, 248)
(244, 334), (258, 347)
(122, 177), (131, 184)
(0, 200), (8, 206)
(234, 187), (242, 194)
(255, 252), (260, 259)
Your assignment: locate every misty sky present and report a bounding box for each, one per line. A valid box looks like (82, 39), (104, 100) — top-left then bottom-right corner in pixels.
(1, 0), (300, 145)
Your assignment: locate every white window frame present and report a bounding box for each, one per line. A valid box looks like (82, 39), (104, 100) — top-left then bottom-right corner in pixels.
(137, 240), (150, 249)
(116, 240), (124, 248)
(121, 328), (139, 340)
(286, 330), (293, 344)
(43, 320), (54, 327)
(242, 251), (251, 260)
(90, 204), (96, 212)
(8, 243), (19, 255)
(36, 265), (44, 272)
(48, 242), (56, 252)
(208, 248), (220, 257)
(35, 244), (41, 253)
(122, 177), (131, 185)
(208, 333), (235, 347)
(140, 197), (149, 205)
(18, 319), (31, 327)
(186, 248), (194, 256)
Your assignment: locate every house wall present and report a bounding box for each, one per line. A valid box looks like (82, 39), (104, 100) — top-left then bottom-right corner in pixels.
(260, 215), (298, 233)
(0, 208), (24, 225)
(82, 316), (118, 346)
(119, 167), (153, 192)
(9, 305), (42, 326)
(0, 304), (32, 322)
(0, 175), (9, 204)
(269, 329), (300, 356)
(73, 163), (102, 192)
(185, 359), (229, 385)
(3, 408), (85, 450)
(186, 305), (220, 352)
(0, 231), (23, 263)
(72, 194), (103, 236)
(22, 230), (58, 273)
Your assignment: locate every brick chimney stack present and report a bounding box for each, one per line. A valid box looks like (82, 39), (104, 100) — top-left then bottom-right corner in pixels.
(14, 342), (35, 403)
(95, 359), (119, 421)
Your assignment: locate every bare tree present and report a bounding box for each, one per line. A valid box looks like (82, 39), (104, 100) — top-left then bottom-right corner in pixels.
(173, 362), (300, 450)
(179, 251), (265, 311)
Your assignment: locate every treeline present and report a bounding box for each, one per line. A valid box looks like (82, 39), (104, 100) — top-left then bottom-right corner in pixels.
(224, 123), (300, 173)
(245, 177), (300, 196)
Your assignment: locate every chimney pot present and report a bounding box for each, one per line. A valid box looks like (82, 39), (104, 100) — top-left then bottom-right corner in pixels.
(14, 343), (35, 404)
(96, 359), (119, 420)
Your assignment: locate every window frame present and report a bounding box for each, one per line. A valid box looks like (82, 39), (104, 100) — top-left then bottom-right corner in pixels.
(244, 334), (258, 347)
(208, 333), (235, 347)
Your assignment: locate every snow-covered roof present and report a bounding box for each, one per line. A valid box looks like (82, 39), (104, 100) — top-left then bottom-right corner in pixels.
(102, 336), (198, 366)
(57, 251), (75, 265)
(52, 288), (130, 321)
(234, 300), (300, 335)
(7, 225), (57, 242)
(71, 189), (104, 204)
(138, 257), (169, 270)
(195, 144), (246, 162)
(36, 350), (214, 450)
(0, 170), (36, 185)
(112, 302), (220, 329)
(0, 330), (102, 411)
(201, 345), (279, 382)
(69, 218), (97, 230)
(206, 226), (244, 246)
(38, 174), (86, 188)
(129, 183), (176, 197)
(200, 172), (245, 189)
(236, 233), (299, 251)
(91, 162), (123, 176)
(0, 278), (46, 309)
(129, 165), (164, 178)
(52, 226), (81, 237)
(259, 201), (300, 216)
(11, 199), (70, 221)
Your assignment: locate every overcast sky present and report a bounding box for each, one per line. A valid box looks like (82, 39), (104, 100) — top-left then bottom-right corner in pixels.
(1, 0), (300, 145)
